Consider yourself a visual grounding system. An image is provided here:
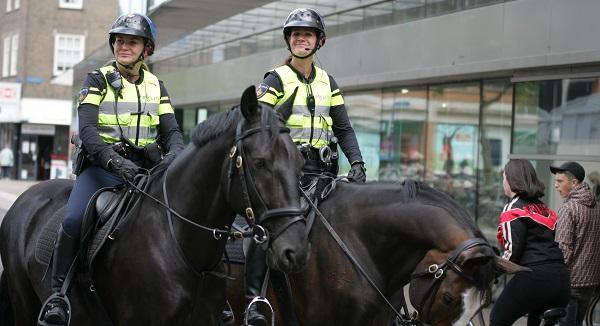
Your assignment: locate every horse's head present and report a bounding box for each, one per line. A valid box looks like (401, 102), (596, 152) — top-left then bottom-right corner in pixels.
(225, 85), (308, 273)
(408, 238), (529, 326)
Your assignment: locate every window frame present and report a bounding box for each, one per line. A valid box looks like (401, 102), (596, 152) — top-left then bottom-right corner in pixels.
(2, 33), (18, 77)
(53, 33), (85, 76)
(58, 0), (83, 10)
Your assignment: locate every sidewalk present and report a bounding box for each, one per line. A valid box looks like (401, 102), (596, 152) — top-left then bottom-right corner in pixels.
(0, 179), (40, 211)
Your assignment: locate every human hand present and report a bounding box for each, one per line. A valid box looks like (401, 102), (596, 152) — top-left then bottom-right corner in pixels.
(347, 161), (366, 183)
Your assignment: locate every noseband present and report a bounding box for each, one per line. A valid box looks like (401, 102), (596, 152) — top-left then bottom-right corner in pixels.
(410, 238), (492, 324)
(226, 117), (305, 245)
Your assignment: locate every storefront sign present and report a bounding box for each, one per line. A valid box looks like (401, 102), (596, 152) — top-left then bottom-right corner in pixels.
(21, 123), (56, 135)
(0, 82), (21, 122)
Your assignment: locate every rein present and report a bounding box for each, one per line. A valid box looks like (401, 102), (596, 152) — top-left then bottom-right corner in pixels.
(299, 185), (412, 324)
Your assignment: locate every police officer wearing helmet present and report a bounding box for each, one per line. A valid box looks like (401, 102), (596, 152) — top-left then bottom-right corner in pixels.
(38, 13), (184, 325)
(243, 7), (365, 326)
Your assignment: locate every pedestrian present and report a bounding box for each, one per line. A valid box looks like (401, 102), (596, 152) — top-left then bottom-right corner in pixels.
(491, 159), (570, 326)
(0, 144), (14, 179)
(551, 162), (600, 326)
(38, 13), (184, 325)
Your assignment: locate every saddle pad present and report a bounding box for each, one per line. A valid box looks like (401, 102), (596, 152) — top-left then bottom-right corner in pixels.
(224, 215), (247, 264)
(35, 207), (66, 266)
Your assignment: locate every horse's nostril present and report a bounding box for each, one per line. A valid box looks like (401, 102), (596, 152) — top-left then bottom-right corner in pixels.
(284, 249), (296, 267)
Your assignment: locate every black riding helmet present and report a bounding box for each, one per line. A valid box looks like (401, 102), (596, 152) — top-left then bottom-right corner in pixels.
(283, 8), (326, 58)
(108, 13), (157, 57)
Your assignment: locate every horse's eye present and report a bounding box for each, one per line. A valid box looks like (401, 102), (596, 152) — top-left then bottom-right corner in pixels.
(254, 159), (266, 169)
(442, 292), (454, 305)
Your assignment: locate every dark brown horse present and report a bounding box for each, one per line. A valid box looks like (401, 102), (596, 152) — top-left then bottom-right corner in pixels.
(226, 179), (527, 326)
(0, 86), (309, 325)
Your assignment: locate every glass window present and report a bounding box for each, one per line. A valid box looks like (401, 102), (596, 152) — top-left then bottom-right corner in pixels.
(342, 90), (382, 180)
(380, 86), (427, 182)
(426, 82), (480, 216)
(2, 36), (10, 77)
(477, 79), (513, 238)
(393, 0), (426, 24)
(59, 0), (82, 10)
(10, 34), (17, 76)
(53, 34), (84, 76)
(2, 34), (18, 77)
(6, 0), (11, 12)
(514, 78), (600, 157)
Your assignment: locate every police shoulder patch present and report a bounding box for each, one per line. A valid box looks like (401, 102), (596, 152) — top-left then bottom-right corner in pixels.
(256, 83), (269, 99)
(78, 87), (89, 104)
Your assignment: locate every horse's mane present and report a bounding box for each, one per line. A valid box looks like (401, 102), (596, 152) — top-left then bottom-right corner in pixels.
(191, 104), (282, 148)
(401, 179), (484, 238)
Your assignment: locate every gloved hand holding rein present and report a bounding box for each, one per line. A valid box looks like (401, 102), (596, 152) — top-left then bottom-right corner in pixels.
(347, 160), (366, 183)
(99, 148), (140, 181)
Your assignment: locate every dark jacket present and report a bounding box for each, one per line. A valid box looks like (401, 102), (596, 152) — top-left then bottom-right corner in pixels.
(497, 196), (564, 266)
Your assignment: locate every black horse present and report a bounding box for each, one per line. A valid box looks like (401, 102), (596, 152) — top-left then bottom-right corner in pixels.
(226, 179), (528, 326)
(0, 86), (309, 325)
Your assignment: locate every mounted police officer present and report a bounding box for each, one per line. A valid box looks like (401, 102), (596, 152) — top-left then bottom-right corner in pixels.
(244, 7), (366, 325)
(38, 13), (184, 325)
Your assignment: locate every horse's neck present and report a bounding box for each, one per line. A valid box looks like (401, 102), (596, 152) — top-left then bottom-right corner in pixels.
(159, 144), (235, 269)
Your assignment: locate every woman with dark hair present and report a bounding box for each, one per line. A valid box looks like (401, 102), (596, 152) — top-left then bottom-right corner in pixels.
(490, 159), (570, 326)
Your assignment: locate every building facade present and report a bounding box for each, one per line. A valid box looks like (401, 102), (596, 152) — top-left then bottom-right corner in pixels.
(0, 0), (117, 180)
(72, 0), (600, 242)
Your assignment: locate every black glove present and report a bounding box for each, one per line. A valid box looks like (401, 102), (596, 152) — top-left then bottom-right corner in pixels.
(98, 148), (139, 181)
(347, 161), (366, 184)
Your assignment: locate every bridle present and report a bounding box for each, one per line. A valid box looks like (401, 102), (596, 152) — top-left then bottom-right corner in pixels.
(409, 238), (492, 325)
(224, 115), (306, 245)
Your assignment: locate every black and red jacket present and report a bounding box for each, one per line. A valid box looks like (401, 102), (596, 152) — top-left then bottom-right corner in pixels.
(497, 195), (564, 266)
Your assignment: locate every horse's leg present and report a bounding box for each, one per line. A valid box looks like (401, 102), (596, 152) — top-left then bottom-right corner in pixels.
(3, 269), (41, 326)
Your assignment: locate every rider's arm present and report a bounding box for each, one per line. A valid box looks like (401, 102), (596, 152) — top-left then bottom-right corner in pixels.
(328, 75), (363, 164)
(157, 81), (184, 154)
(78, 71), (113, 159)
(257, 72), (284, 109)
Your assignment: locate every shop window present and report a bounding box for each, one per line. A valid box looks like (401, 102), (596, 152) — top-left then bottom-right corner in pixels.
(514, 78), (600, 157)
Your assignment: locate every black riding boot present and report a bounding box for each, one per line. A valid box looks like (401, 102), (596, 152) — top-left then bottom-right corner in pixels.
(42, 227), (78, 325)
(244, 240), (268, 326)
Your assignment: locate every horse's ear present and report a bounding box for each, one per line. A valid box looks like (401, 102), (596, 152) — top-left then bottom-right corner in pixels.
(276, 86), (298, 122)
(241, 85), (259, 121)
(494, 256), (532, 274)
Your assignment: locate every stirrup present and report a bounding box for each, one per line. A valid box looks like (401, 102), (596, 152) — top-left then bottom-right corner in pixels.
(37, 292), (71, 326)
(244, 296), (274, 326)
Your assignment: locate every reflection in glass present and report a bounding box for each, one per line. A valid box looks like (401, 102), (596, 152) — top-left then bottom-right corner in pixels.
(514, 78), (600, 157)
(380, 87), (427, 182)
(477, 79), (513, 239)
(342, 91), (382, 181)
(427, 82), (480, 217)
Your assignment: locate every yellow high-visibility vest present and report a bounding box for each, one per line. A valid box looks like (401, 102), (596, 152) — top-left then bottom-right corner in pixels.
(80, 65), (173, 146)
(262, 65), (344, 148)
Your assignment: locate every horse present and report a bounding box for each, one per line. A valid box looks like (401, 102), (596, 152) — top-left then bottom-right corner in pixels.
(225, 179), (528, 326)
(0, 85), (309, 326)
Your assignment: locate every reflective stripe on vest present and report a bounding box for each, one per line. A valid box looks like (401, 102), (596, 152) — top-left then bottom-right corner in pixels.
(97, 65), (162, 146)
(274, 65), (333, 148)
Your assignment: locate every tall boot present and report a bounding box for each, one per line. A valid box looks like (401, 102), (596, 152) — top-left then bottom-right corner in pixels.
(244, 240), (268, 326)
(41, 227), (78, 325)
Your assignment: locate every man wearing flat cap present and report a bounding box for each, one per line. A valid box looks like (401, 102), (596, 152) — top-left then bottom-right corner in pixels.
(551, 161), (600, 326)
